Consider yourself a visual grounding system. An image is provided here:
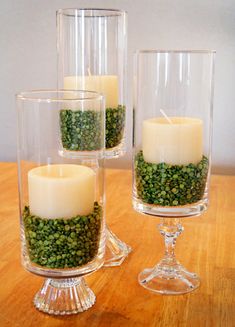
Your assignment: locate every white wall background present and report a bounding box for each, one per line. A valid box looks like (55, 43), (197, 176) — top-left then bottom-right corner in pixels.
(1, 0), (235, 174)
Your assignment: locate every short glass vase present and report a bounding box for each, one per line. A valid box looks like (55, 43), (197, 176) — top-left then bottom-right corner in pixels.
(16, 90), (106, 314)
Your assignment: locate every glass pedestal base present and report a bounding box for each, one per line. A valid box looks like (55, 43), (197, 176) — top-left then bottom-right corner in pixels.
(138, 218), (200, 295)
(34, 277), (95, 315)
(104, 226), (132, 267)
(139, 260), (200, 295)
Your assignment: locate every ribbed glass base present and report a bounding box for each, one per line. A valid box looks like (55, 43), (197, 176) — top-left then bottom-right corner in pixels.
(34, 277), (95, 315)
(104, 227), (132, 267)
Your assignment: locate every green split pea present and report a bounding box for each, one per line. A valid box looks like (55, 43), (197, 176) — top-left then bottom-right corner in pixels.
(60, 105), (125, 151)
(135, 151), (209, 206)
(60, 109), (102, 151)
(23, 202), (102, 269)
(105, 106), (125, 149)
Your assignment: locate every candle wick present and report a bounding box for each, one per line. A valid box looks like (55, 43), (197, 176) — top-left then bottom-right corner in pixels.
(160, 109), (173, 124)
(87, 67), (91, 76)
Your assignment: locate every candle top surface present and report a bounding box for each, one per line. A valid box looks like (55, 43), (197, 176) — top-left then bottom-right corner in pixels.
(145, 117), (202, 125)
(65, 75), (118, 78)
(28, 164), (95, 180)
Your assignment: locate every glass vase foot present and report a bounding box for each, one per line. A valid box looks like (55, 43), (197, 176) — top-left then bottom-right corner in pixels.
(138, 218), (200, 295)
(34, 277), (95, 315)
(138, 261), (200, 295)
(104, 226), (132, 267)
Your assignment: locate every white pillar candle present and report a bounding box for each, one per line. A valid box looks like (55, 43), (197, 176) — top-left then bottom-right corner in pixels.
(142, 117), (203, 165)
(28, 164), (95, 219)
(64, 75), (118, 108)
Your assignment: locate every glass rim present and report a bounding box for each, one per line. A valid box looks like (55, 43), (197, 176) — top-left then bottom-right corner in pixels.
(16, 89), (104, 103)
(57, 8), (127, 17)
(135, 49), (216, 54)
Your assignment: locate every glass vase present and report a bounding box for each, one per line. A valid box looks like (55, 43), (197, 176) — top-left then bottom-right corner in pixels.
(133, 50), (215, 294)
(16, 90), (105, 314)
(57, 8), (131, 266)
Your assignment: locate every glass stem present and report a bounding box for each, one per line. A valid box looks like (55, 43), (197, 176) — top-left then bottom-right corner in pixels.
(158, 218), (183, 265)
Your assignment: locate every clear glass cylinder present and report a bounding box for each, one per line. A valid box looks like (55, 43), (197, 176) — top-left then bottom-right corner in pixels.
(57, 8), (127, 158)
(133, 50), (215, 218)
(16, 90), (105, 278)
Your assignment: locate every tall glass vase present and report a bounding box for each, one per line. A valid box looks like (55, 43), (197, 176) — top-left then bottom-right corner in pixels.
(133, 50), (215, 294)
(57, 8), (131, 266)
(16, 90), (106, 314)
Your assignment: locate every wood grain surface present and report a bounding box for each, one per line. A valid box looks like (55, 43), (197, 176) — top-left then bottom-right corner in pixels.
(0, 162), (234, 327)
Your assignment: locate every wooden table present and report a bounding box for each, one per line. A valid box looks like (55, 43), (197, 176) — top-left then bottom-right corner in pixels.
(0, 163), (234, 327)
